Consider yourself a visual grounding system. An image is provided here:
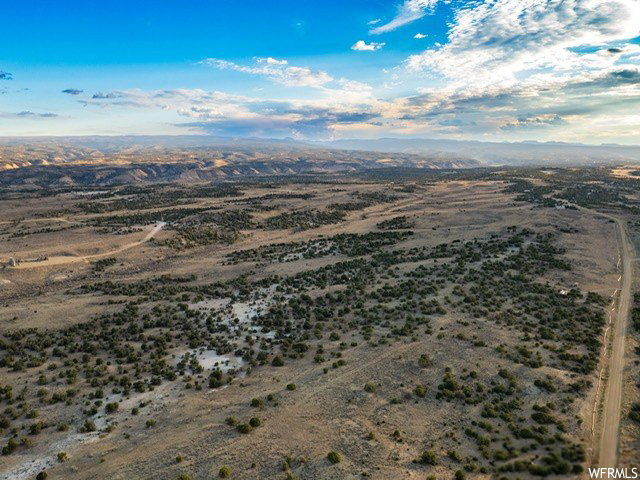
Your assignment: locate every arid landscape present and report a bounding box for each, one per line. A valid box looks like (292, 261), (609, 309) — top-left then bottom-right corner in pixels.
(1, 159), (639, 479)
(3, 0), (640, 477)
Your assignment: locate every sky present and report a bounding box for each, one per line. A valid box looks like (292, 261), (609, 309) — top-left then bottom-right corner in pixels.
(1, 0), (640, 144)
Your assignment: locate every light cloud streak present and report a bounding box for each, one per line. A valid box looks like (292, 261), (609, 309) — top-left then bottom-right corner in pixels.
(370, 0), (439, 34)
(1, 111), (58, 118)
(201, 57), (333, 87)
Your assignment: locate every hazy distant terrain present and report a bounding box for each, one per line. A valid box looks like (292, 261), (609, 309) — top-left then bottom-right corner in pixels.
(0, 137), (478, 187)
(2, 136), (638, 174)
(322, 137), (640, 166)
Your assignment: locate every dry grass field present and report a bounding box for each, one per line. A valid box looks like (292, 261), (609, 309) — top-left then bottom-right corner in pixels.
(0, 168), (638, 480)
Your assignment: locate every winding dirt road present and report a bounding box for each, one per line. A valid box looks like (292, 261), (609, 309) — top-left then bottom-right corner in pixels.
(12, 222), (165, 269)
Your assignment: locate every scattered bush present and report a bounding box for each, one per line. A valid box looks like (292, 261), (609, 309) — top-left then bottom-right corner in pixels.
(327, 451), (341, 464)
(249, 417), (261, 428)
(419, 450), (438, 465)
(414, 385), (427, 398)
(236, 423), (253, 434)
(364, 383), (376, 393)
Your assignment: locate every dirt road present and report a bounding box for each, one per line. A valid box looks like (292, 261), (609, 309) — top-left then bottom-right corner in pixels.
(0, 216), (73, 225)
(12, 222), (165, 269)
(596, 214), (635, 468)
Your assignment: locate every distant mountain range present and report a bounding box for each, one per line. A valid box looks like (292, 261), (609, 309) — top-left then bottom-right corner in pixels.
(317, 137), (640, 166)
(0, 136), (476, 187)
(0, 135), (302, 151)
(0, 135), (638, 187)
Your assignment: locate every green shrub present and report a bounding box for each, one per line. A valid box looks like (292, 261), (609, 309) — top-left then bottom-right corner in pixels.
(418, 354), (432, 368)
(414, 385), (427, 398)
(2, 437), (18, 455)
(83, 419), (96, 432)
(29, 422), (43, 435)
(327, 451), (341, 464)
(249, 417), (261, 427)
(419, 450), (438, 465)
(236, 423), (252, 434)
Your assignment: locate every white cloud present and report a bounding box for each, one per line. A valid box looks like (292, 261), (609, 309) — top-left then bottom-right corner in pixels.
(500, 114), (567, 130)
(351, 40), (386, 51)
(276, 66), (333, 87)
(370, 0), (439, 34)
(79, 1), (640, 143)
(201, 57), (332, 87)
(368, 18), (381, 25)
(414, 33), (427, 39)
(407, 0), (640, 86)
(395, 0), (640, 143)
(83, 68), (383, 138)
(261, 57), (288, 66)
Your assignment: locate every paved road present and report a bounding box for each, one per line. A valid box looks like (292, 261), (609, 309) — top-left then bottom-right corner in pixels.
(597, 214), (635, 468)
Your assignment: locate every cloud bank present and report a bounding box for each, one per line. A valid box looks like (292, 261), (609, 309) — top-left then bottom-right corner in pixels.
(59, 0), (640, 142)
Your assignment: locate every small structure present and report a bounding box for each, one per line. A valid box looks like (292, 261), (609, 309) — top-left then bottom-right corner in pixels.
(8, 257), (16, 267)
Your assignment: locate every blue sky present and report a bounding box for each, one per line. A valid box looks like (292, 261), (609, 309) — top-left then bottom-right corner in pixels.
(2, 0), (640, 143)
